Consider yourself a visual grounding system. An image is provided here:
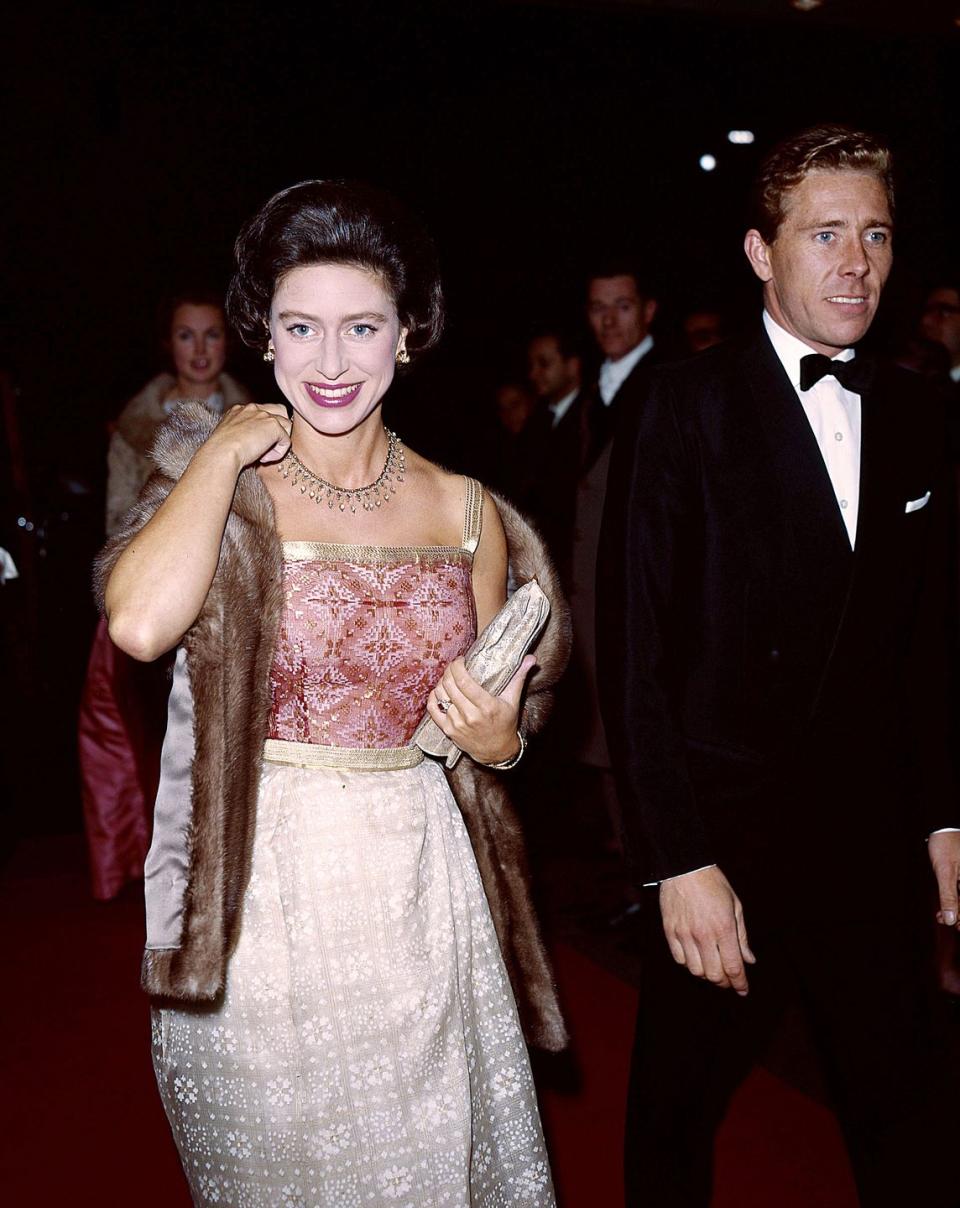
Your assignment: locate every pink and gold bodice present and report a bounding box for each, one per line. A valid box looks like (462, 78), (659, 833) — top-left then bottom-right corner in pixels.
(268, 542), (477, 749)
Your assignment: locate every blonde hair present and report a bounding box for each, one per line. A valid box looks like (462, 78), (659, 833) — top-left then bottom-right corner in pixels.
(751, 125), (893, 243)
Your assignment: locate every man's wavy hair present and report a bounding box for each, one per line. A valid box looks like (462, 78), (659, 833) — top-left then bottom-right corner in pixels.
(750, 125), (894, 244)
(227, 179), (444, 362)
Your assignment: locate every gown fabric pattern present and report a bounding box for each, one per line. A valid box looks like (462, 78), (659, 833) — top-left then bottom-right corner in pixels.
(152, 500), (556, 1207)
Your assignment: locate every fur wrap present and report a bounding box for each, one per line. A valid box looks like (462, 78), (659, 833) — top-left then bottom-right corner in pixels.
(106, 372), (250, 536)
(95, 402), (571, 1052)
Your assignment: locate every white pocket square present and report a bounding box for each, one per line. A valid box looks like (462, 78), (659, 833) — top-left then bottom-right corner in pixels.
(905, 491), (931, 514)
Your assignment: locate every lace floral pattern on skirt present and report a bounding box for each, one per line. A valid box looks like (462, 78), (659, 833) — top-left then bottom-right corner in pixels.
(153, 760), (555, 1207)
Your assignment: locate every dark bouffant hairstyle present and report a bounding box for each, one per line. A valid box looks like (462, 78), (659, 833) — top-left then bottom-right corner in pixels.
(750, 124), (894, 244)
(226, 179), (444, 360)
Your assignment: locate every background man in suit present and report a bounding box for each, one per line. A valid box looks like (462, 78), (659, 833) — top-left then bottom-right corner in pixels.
(920, 280), (960, 462)
(584, 265), (659, 461)
(528, 326), (584, 435)
(920, 279), (960, 389)
(680, 304), (726, 356)
(568, 270), (662, 853)
(598, 126), (960, 1206)
(526, 325), (586, 585)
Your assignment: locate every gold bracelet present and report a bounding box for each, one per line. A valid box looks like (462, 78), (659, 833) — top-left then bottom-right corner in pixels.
(483, 730), (526, 771)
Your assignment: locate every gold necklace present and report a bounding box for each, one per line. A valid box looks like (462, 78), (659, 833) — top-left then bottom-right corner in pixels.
(278, 429), (405, 513)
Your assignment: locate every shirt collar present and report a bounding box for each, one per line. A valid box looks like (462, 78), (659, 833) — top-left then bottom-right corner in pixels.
(950, 364), (960, 384)
(762, 310), (854, 392)
(600, 334), (654, 400)
(549, 387), (579, 426)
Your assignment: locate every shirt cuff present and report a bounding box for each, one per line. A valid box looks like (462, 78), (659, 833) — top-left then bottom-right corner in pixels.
(643, 863), (717, 888)
(929, 828), (960, 836)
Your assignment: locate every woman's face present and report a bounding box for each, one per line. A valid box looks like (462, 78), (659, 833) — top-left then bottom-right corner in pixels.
(169, 303), (227, 388)
(269, 263), (405, 436)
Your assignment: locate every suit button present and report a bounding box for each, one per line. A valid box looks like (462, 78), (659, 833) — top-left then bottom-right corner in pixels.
(769, 649), (780, 663)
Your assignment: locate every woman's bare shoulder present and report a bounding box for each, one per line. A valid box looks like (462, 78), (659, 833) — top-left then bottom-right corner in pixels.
(407, 449), (496, 504)
(405, 448), (459, 484)
(402, 449), (476, 540)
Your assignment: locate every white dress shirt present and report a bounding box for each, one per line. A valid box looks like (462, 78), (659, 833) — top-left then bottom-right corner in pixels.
(549, 387), (579, 429)
(950, 364), (960, 384)
(598, 335), (654, 405)
(763, 311), (861, 548)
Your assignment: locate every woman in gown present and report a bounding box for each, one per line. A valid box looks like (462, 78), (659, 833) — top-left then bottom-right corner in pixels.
(80, 292), (250, 902)
(99, 181), (566, 1206)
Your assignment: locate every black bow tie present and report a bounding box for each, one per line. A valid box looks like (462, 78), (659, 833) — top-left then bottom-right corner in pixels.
(799, 352), (874, 394)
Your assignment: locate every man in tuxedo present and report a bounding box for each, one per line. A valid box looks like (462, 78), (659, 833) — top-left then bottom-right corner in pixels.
(598, 126), (960, 1206)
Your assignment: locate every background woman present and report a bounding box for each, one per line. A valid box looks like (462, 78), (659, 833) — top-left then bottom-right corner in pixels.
(79, 292), (249, 901)
(105, 291), (249, 533)
(98, 181), (567, 1206)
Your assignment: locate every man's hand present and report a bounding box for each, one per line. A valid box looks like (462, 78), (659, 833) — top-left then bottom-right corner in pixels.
(928, 832), (960, 927)
(659, 866), (756, 996)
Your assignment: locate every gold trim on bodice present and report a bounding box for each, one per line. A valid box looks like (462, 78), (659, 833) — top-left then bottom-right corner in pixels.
(462, 478), (484, 554)
(281, 476), (484, 563)
(281, 541), (472, 563)
(263, 738), (424, 771)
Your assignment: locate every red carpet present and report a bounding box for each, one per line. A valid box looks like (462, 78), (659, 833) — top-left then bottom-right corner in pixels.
(540, 944), (858, 1207)
(0, 836), (858, 1206)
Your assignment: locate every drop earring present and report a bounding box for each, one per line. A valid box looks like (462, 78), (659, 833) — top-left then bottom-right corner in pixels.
(396, 345), (410, 365)
(263, 345), (275, 363)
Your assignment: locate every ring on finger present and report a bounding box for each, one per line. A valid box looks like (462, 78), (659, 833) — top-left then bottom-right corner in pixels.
(436, 698), (452, 714)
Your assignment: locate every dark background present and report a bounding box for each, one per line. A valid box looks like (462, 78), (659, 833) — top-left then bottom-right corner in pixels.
(3, 0), (959, 835)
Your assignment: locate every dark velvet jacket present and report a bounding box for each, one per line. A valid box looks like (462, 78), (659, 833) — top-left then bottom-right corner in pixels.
(597, 326), (958, 912)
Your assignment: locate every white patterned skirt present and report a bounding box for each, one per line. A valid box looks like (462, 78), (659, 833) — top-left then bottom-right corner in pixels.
(152, 757), (555, 1207)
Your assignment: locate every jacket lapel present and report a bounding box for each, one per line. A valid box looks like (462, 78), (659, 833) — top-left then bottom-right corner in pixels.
(849, 369), (896, 561)
(740, 328), (853, 575)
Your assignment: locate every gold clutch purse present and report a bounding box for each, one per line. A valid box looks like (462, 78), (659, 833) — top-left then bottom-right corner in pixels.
(412, 579), (550, 768)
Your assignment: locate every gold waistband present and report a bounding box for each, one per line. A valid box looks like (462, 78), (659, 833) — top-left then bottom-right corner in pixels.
(262, 738), (424, 772)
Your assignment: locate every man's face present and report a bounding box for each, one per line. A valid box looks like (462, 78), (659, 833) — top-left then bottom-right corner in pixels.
(919, 287), (960, 365)
(587, 275), (657, 361)
(527, 335), (581, 403)
(744, 170), (893, 356)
